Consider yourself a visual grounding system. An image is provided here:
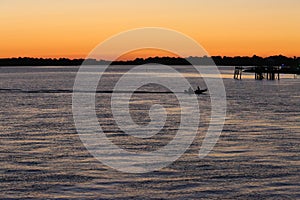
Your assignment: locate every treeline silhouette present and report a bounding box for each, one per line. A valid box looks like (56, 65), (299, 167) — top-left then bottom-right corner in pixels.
(0, 55), (299, 67)
(0, 58), (102, 66)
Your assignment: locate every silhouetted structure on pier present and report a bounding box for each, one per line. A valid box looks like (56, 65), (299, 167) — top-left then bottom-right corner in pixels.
(253, 66), (280, 80)
(234, 65), (299, 80)
(233, 67), (243, 80)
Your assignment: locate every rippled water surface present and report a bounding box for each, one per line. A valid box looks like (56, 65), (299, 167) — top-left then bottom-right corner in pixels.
(0, 66), (299, 199)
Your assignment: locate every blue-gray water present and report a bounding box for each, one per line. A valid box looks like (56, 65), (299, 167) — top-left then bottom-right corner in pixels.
(0, 66), (299, 199)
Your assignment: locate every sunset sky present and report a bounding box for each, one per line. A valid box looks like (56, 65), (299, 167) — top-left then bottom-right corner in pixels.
(1, 0), (299, 60)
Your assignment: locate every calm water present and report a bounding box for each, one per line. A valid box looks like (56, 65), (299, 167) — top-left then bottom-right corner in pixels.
(0, 66), (299, 199)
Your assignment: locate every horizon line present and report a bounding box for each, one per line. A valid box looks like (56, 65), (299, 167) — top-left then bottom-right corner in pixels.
(0, 54), (299, 62)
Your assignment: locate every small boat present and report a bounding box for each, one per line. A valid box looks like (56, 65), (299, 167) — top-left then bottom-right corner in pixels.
(194, 88), (207, 95)
(184, 87), (208, 95)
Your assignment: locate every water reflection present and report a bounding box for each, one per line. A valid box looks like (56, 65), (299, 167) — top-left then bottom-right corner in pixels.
(0, 66), (299, 199)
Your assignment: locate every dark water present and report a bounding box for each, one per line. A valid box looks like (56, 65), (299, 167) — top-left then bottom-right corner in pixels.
(0, 66), (299, 199)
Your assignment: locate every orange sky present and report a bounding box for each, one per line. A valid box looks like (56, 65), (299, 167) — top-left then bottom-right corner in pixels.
(0, 0), (299, 60)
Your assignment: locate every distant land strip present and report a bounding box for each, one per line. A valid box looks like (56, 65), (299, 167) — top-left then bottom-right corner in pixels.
(0, 55), (299, 67)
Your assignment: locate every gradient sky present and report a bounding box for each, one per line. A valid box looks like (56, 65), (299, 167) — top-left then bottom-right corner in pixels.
(0, 0), (299, 59)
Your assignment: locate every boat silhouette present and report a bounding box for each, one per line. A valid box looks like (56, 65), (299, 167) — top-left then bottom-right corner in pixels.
(184, 86), (208, 95)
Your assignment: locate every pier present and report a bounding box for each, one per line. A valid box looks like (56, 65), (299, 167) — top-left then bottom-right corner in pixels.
(253, 66), (280, 80)
(234, 65), (299, 80)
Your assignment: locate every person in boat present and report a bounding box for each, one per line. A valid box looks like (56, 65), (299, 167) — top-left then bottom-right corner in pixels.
(194, 86), (208, 94)
(195, 86), (201, 93)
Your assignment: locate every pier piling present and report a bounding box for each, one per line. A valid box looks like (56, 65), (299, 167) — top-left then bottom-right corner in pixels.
(235, 66), (281, 80)
(234, 67), (243, 80)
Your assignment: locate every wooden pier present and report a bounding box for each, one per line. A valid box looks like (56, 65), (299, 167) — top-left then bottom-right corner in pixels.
(234, 66), (283, 80)
(254, 66), (280, 80)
